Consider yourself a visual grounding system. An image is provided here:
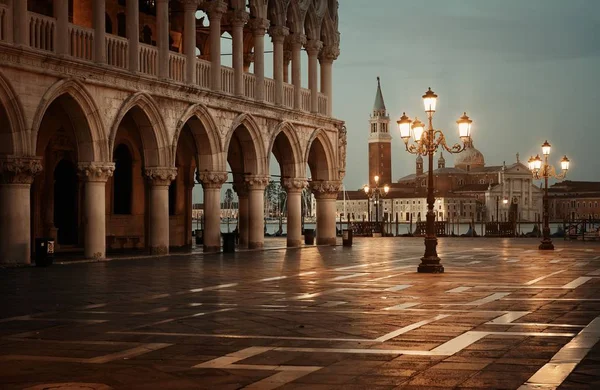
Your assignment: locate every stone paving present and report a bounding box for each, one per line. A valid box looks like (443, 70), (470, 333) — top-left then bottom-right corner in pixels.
(0, 237), (599, 390)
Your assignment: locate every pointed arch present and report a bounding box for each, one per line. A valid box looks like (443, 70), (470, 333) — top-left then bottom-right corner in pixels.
(305, 128), (336, 181)
(173, 103), (223, 171)
(109, 92), (170, 167)
(268, 121), (303, 179)
(0, 71), (26, 156)
(286, 0), (303, 33)
(225, 113), (268, 176)
(31, 78), (107, 162)
(320, 11), (338, 47)
(304, 3), (322, 40)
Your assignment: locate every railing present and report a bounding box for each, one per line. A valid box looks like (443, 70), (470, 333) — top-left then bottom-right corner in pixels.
(195, 58), (211, 88)
(283, 83), (294, 108)
(264, 79), (275, 104)
(139, 43), (158, 77)
(300, 89), (311, 112)
(243, 73), (256, 99)
(318, 93), (328, 115)
(169, 52), (186, 82)
(29, 12), (55, 52)
(221, 66), (234, 94)
(106, 34), (128, 69)
(0, 4), (8, 42)
(68, 24), (94, 61)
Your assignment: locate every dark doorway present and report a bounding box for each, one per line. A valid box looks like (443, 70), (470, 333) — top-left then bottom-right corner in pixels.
(105, 13), (113, 34)
(114, 144), (133, 214)
(117, 13), (126, 37)
(54, 159), (78, 245)
(168, 181), (176, 216)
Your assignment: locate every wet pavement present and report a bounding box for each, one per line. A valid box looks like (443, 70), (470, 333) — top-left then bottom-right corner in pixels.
(0, 237), (599, 389)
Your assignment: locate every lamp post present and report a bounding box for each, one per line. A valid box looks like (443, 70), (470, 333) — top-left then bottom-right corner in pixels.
(363, 175), (390, 234)
(527, 141), (570, 250)
(397, 88), (472, 273)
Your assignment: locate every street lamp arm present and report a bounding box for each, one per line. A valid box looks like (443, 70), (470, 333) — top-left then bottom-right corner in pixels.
(433, 130), (467, 154)
(532, 164), (568, 181)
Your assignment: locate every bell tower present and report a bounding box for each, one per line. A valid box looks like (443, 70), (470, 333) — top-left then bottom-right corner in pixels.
(368, 77), (392, 187)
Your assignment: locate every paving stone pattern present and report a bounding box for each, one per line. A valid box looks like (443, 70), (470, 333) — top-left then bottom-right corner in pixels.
(1, 237), (599, 389)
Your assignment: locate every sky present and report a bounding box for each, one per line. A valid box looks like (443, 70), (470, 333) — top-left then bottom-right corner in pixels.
(333, 0), (600, 191)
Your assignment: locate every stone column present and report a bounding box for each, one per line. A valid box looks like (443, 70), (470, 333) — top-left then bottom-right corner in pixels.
(127, 0), (140, 72)
(310, 180), (341, 245)
(245, 175), (269, 249)
(94, 0), (106, 63)
(55, 0), (69, 55)
(283, 39), (292, 83)
(270, 26), (289, 106)
(233, 181), (249, 248)
(198, 171), (227, 252)
(145, 167), (177, 255)
(290, 34), (306, 110)
(249, 18), (269, 102)
(78, 163), (115, 260)
(0, 157), (43, 265)
(282, 178), (307, 247)
(13, 0), (28, 45)
(156, 0), (170, 79)
(206, 1), (227, 91)
(305, 40), (323, 114)
(319, 45), (339, 117)
(183, 0), (197, 84)
(231, 10), (249, 96)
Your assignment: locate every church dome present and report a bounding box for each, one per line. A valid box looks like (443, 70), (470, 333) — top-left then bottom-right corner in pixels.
(454, 144), (485, 170)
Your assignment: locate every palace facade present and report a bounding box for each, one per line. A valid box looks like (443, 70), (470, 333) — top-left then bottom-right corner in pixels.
(0, 0), (345, 264)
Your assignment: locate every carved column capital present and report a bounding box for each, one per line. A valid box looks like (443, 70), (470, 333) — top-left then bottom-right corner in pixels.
(0, 156), (43, 185)
(230, 10), (249, 27)
(182, 0), (200, 11)
(288, 33), (307, 49)
(310, 180), (342, 200)
(203, 0), (228, 20)
(269, 25), (289, 43)
(304, 39), (323, 56)
(319, 44), (340, 63)
(245, 175), (270, 190)
(77, 162), (115, 182)
(249, 18), (270, 36)
(281, 178), (308, 193)
(145, 167), (178, 186)
(197, 171), (228, 189)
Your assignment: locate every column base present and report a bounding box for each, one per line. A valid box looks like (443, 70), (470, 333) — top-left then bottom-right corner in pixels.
(149, 246), (168, 256)
(85, 252), (105, 260)
(539, 240), (554, 250)
(248, 242), (264, 249)
(287, 239), (302, 247)
(316, 237), (336, 246)
(417, 260), (444, 274)
(203, 245), (221, 253)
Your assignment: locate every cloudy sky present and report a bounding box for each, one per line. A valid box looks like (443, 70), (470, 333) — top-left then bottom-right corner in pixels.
(333, 0), (600, 190)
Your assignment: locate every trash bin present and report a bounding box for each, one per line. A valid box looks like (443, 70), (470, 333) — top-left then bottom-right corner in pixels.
(304, 229), (315, 245)
(342, 229), (353, 247)
(222, 232), (236, 253)
(195, 229), (204, 245)
(34, 238), (54, 267)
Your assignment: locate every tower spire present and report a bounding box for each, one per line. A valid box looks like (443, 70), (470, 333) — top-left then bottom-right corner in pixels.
(373, 76), (386, 114)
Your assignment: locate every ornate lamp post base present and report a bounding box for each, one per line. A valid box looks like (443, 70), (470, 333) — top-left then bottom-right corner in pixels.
(539, 239), (554, 250)
(418, 237), (444, 273)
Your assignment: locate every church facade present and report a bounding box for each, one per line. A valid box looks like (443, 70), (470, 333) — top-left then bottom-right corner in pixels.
(0, 0), (345, 264)
(337, 79), (543, 224)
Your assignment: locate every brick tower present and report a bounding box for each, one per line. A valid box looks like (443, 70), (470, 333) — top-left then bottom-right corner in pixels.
(368, 77), (392, 187)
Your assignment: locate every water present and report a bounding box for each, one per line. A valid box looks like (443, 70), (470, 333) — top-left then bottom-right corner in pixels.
(191, 221), (564, 236)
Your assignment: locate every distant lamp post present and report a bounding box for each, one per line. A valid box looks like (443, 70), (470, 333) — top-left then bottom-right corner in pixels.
(363, 175), (390, 234)
(397, 88), (472, 273)
(527, 141), (570, 250)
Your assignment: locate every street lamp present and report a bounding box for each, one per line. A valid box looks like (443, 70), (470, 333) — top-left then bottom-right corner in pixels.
(397, 88), (472, 273)
(363, 175), (390, 234)
(527, 141), (570, 250)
